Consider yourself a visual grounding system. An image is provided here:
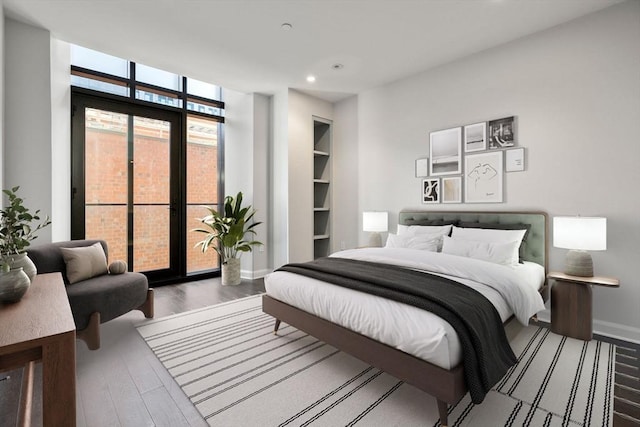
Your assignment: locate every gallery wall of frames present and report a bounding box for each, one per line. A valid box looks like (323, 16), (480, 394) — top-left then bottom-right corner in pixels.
(416, 116), (525, 204)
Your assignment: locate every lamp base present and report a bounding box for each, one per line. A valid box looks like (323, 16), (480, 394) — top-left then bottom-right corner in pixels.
(564, 249), (594, 277)
(368, 232), (382, 248)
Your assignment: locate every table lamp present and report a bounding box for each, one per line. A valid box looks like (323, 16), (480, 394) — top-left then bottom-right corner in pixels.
(363, 211), (388, 247)
(553, 216), (606, 277)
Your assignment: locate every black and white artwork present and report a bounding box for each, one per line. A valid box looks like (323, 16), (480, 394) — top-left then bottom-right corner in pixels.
(464, 122), (486, 152)
(464, 151), (503, 203)
(488, 116), (515, 149)
(429, 127), (462, 176)
(422, 178), (439, 204)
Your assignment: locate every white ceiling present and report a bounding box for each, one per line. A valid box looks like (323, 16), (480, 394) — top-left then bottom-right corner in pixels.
(4, 0), (624, 102)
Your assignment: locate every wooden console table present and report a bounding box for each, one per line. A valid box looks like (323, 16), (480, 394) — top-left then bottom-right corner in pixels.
(0, 272), (76, 426)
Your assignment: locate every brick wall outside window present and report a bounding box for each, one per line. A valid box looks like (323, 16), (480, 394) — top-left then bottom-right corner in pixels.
(85, 109), (219, 272)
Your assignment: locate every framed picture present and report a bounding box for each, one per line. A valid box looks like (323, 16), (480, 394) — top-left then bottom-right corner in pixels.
(422, 178), (440, 204)
(442, 177), (462, 203)
(488, 116), (515, 149)
(464, 122), (486, 152)
(429, 127), (462, 176)
(415, 158), (429, 177)
(464, 151), (504, 203)
(505, 147), (525, 172)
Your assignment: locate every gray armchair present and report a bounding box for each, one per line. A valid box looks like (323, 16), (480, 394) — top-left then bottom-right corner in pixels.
(27, 240), (154, 350)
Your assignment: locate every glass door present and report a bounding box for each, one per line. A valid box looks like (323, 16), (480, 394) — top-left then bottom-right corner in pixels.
(72, 94), (181, 282)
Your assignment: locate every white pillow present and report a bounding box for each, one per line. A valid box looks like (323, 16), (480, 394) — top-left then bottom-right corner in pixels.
(397, 224), (452, 236)
(451, 226), (526, 247)
(60, 242), (109, 284)
(441, 235), (520, 266)
(385, 233), (440, 252)
(396, 224), (452, 251)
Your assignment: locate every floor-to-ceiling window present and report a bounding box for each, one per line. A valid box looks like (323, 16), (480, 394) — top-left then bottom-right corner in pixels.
(70, 45), (224, 285)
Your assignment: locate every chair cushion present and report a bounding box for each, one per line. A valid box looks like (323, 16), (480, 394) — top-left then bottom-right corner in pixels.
(66, 272), (148, 330)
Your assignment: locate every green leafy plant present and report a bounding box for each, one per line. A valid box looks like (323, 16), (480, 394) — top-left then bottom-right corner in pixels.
(0, 186), (51, 272)
(192, 192), (262, 264)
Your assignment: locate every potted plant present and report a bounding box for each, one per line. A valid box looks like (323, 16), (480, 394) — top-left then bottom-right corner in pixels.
(192, 192), (262, 286)
(0, 186), (51, 302)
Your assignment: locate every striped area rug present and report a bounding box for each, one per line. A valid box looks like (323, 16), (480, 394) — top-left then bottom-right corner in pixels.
(136, 295), (614, 426)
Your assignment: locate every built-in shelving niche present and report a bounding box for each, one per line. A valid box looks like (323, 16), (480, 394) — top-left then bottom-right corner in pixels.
(313, 118), (332, 258)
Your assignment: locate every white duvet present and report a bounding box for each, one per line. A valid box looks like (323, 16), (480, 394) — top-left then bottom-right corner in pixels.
(264, 248), (546, 369)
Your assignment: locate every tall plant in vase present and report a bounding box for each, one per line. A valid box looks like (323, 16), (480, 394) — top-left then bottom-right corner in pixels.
(192, 192), (262, 285)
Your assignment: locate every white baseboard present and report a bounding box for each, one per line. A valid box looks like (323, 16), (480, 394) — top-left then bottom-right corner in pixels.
(593, 319), (640, 344)
(241, 268), (272, 280)
(534, 308), (640, 344)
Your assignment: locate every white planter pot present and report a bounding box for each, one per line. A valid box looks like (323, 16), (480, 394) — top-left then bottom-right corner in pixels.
(221, 258), (241, 286)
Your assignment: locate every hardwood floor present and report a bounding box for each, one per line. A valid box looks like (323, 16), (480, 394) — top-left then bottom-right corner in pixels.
(1, 277), (639, 426)
(612, 342), (640, 427)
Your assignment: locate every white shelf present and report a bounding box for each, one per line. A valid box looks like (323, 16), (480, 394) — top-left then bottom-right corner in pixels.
(313, 119), (331, 259)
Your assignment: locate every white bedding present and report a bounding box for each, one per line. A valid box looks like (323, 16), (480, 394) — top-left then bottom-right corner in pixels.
(264, 248), (546, 370)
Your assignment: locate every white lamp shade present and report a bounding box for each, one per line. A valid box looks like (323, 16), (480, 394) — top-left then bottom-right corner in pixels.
(553, 216), (607, 251)
(363, 211), (388, 232)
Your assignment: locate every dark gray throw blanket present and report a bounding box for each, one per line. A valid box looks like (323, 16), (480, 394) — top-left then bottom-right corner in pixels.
(277, 257), (517, 404)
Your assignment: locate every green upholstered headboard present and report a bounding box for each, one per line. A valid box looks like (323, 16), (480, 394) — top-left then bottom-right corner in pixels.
(398, 211), (548, 270)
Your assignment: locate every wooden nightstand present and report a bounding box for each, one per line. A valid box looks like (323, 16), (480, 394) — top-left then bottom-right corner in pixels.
(548, 271), (619, 341)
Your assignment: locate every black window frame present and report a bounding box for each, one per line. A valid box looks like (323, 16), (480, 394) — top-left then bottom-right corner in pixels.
(70, 59), (226, 285)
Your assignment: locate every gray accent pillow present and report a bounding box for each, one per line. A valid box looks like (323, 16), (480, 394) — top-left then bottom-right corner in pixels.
(108, 260), (127, 275)
(60, 242), (108, 284)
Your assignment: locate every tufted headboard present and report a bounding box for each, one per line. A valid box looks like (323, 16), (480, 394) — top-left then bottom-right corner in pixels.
(398, 211), (548, 271)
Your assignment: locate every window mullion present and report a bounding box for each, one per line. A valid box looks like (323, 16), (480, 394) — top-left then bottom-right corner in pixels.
(129, 61), (136, 101)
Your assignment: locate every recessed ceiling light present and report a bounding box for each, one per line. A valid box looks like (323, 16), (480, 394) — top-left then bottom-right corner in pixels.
(306, 75), (316, 83)
(281, 23), (293, 31)
(331, 64), (344, 70)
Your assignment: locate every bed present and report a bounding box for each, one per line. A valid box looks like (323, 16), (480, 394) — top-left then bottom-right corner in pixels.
(262, 211), (549, 426)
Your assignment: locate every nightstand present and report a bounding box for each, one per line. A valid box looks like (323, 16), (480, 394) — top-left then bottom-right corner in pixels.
(548, 271), (619, 341)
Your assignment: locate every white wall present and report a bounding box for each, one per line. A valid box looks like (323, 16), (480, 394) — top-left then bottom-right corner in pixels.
(224, 89), (254, 275)
(4, 18), (53, 244)
(353, 1), (640, 342)
(252, 94), (270, 276)
(332, 95), (359, 252)
(50, 38), (71, 241)
(270, 89), (289, 268)
(224, 89), (271, 278)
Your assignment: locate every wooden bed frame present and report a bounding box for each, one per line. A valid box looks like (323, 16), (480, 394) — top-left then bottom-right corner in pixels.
(262, 211), (549, 426)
